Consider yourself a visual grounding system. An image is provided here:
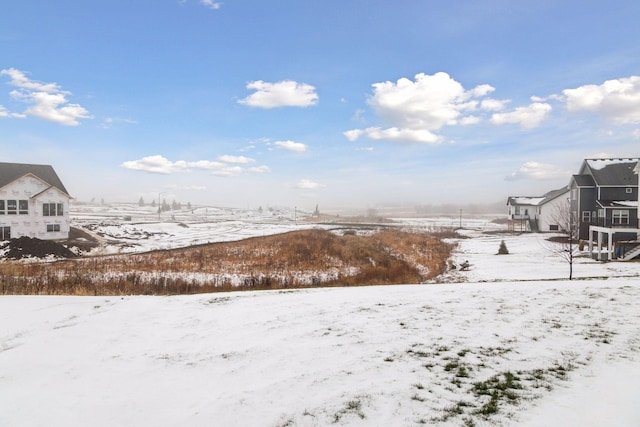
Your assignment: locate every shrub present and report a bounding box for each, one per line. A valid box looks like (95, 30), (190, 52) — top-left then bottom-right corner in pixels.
(497, 240), (509, 255)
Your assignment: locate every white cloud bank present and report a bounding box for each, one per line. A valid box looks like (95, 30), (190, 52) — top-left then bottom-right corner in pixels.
(121, 155), (269, 177)
(0, 68), (92, 126)
(505, 161), (571, 181)
(490, 102), (552, 129)
(274, 140), (308, 152)
(563, 75), (640, 124)
(238, 80), (318, 108)
(345, 72), (518, 144)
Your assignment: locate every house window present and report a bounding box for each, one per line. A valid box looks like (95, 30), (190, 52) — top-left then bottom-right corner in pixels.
(626, 187), (633, 194)
(7, 200), (17, 215)
(598, 209), (604, 219)
(612, 210), (630, 225)
(46, 224), (61, 232)
(19, 200), (28, 215)
(549, 224), (559, 231)
(0, 200), (4, 215)
(582, 211), (591, 222)
(0, 226), (10, 240)
(515, 206), (521, 215)
(571, 189), (577, 200)
(43, 203), (64, 216)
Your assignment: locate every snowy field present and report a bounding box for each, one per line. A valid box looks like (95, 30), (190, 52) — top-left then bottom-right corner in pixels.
(71, 202), (324, 254)
(1, 207), (640, 426)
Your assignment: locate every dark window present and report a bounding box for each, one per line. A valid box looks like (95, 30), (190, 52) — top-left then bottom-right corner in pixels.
(7, 200), (17, 214)
(46, 224), (61, 232)
(0, 200), (4, 215)
(0, 226), (10, 240)
(549, 224), (559, 231)
(19, 200), (28, 215)
(612, 210), (630, 225)
(43, 203), (63, 216)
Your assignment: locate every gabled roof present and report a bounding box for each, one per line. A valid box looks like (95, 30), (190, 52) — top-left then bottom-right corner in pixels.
(507, 196), (545, 206)
(581, 158), (639, 186)
(540, 187), (569, 204)
(0, 162), (70, 195)
(571, 174), (596, 187)
(507, 186), (569, 207)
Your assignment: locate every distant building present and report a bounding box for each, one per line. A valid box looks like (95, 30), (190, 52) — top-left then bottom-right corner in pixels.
(0, 162), (72, 240)
(506, 187), (569, 233)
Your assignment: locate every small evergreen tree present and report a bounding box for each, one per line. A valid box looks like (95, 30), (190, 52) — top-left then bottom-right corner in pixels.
(498, 240), (509, 255)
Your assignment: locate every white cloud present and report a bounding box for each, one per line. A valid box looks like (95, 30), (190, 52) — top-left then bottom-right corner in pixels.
(0, 68), (91, 126)
(356, 126), (442, 144)
(274, 140), (307, 152)
(0, 105), (25, 119)
(563, 76), (640, 124)
(217, 155), (255, 164)
(346, 72), (494, 144)
(248, 165), (271, 173)
(633, 129), (640, 140)
(343, 129), (365, 142)
(121, 155), (244, 174)
(296, 179), (324, 190)
(480, 98), (508, 111)
(490, 102), (552, 129)
(505, 161), (570, 181)
(212, 166), (243, 177)
(238, 80), (318, 108)
(122, 154), (269, 177)
(459, 115), (482, 125)
(199, 0), (222, 9)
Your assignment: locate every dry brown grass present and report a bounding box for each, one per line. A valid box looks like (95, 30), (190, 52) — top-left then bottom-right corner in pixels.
(0, 229), (454, 295)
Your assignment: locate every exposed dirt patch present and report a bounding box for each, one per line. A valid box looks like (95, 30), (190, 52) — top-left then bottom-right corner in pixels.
(0, 237), (78, 260)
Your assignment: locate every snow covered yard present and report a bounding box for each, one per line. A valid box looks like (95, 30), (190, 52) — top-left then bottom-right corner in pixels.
(1, 214), (640, 426)
(1, 280), (639, 426)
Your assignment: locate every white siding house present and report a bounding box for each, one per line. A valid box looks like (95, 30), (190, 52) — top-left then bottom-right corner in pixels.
(507, 187), (569, 233)
(0, 163), (72, 241)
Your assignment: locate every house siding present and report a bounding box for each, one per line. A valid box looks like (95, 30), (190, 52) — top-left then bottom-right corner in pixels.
(0, 175), (70, 240)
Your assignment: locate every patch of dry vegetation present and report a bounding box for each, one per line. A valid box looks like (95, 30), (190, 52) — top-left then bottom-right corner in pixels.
(0, 229), (453, 295)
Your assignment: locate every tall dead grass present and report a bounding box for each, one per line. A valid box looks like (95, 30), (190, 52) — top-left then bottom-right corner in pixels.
(0, 229), (454, 295)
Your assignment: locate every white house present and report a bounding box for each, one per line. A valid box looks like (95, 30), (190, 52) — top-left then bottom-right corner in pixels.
(506, 187), (569, 233)
(0, 162), (72, 240)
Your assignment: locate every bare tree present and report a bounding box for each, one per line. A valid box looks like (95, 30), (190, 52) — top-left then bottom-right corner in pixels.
(546, 200), (580, 280)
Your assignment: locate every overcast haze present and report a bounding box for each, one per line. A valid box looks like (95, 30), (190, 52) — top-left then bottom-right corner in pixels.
(1, 1), (639, 211)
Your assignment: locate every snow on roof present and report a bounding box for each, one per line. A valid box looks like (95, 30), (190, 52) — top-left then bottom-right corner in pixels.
(508, 196), (546, 206)
(585, 158), (639, 171)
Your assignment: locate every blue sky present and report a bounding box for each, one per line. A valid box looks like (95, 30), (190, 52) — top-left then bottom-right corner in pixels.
(1, 0), (639, 211)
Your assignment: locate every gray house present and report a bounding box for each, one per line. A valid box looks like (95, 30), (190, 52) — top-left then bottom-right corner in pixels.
(569, 158), (639, 241)
(0, 162), (72, 240)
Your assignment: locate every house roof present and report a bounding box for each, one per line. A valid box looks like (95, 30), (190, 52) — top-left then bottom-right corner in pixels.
(540, 187), (570, 204)
(0, 162), (69, 195)
(583, 158), (639, 186)
(571, 174), (596, 187)
(507, 196), (545, 206)
(507, 186), (569, 207)
(596, 200), (639, 209)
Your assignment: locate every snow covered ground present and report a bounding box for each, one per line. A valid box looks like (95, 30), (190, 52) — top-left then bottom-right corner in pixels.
(1, 209), (640, 426)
